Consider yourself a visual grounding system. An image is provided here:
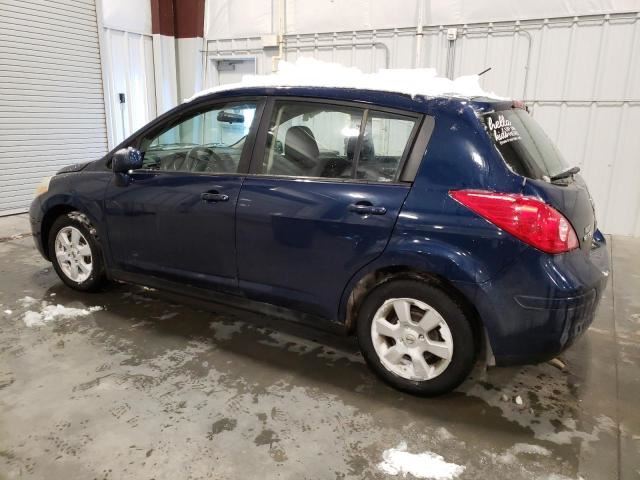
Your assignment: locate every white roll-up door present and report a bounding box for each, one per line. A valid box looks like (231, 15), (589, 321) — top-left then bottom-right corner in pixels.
(0, 0), (108, 215)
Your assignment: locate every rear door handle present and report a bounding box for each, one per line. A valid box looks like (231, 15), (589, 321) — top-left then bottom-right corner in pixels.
(201, 191), (229, 202)
(348, 203), (387, 215)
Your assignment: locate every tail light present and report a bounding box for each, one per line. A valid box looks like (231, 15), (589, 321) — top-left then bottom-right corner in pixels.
(449, 189), (579, 254)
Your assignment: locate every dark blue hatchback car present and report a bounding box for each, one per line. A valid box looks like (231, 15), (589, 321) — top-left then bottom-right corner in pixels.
(30, 86), (610, 395)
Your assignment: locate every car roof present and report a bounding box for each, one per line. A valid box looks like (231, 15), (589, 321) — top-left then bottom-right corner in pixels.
(187, 85), (513, 115)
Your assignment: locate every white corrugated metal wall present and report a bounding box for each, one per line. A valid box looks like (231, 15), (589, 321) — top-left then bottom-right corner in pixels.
(204, 11), (640, 236)
(0, 0), (109, 215)
(101, 27), (157, 148)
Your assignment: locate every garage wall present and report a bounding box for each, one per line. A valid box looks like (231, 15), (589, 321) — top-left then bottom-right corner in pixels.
(99, 0), (158, 148)
(0, 0), (109, 215)
(204, 0), (640, 37)
(204, 4), (640, 236)
(100, 28), (157, 147)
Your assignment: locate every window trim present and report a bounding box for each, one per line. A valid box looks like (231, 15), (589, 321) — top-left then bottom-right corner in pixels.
(399, 115), (434, 182)
(110, 96), (266, 176)
(248, 96), (423, 184)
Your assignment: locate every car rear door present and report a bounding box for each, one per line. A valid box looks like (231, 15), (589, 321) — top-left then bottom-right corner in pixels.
(235, 98), (422, 320)
(104, 99), (263, 292)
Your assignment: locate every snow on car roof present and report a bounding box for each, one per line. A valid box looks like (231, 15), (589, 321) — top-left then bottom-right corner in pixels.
(186, 57), (506, 103)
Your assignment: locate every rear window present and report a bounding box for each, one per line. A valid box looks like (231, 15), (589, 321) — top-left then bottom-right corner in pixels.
(482, 108), (568, 179)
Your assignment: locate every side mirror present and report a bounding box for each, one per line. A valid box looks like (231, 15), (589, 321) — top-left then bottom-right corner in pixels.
(112, 147), (143, 173)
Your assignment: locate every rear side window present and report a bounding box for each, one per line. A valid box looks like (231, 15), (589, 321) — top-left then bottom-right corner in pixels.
(357, 111), (417, 182)
(262, 101), (363, 179)
(482, 108), (568, 180)
(258, 100), (418, 182)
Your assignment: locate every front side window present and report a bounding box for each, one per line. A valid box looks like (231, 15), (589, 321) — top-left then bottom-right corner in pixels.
(261, 101), (364, 179)
(140, 101), (257, 174)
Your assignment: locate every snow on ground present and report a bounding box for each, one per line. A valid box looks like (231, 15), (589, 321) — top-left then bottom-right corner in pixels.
(378, 441), (465, 479)
(19, 296), (38, 307)
(494, 443), (551, 465)
(434, 427), (455, 441)
(187, 57), (505, 103)
(19, 296), (102, 327)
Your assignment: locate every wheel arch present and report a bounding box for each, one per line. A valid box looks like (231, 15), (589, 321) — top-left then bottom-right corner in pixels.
(341, 264), (487, 357)
(40, 202), (100, 260)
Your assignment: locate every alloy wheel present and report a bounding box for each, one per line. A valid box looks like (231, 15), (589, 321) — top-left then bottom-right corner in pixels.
(370, 297), (453, 381)
(54, 226), (93, 283)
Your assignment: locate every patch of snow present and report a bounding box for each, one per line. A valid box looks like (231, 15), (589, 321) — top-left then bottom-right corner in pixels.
(435, 427), (455, 441)
(494, 443), (551, 464)
(3, 309), (12, 315)
(514, 395), (524, 405)
(378, 441), (465, 479)
(22, 304), (102, 327)
(19, 296), (38, 307)
(187, 57), (505, 103)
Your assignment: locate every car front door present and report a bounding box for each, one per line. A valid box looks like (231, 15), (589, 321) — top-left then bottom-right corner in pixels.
(235, 98), (421, 319)
(104, 99), (263, 292)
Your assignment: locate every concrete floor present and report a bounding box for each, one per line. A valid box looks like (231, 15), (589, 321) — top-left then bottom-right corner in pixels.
(0, 214), (638, 480)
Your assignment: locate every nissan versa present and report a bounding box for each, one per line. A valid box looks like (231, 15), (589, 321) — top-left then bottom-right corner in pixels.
(29, 85), (610, 396)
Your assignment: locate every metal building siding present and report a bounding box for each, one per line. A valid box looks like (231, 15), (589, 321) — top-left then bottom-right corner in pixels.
(101, 27), (157, 147)
(205, 12), (640, 236)
(0, 0), (108, 215)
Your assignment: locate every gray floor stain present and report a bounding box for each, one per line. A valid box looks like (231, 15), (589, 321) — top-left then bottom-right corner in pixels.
(207, 418), (238, 438)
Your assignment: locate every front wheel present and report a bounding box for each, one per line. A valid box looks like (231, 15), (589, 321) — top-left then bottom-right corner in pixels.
(356, 279), (476, 396)
(48, 212), (106, 292)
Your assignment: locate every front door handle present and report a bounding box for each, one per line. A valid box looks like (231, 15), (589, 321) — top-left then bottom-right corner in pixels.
(348, 203), (387, 215)
(201, 191), (229, 202)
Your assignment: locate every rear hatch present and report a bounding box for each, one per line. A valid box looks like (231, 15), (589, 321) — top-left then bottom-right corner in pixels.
(482, 107), (596, 251)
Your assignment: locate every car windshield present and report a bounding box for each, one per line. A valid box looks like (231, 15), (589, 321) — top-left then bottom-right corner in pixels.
(482, 108), (569, 180)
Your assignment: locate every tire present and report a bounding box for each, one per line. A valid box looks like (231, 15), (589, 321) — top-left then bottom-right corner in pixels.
(356, 279), (476, 396)
(48, 212), (106, 292)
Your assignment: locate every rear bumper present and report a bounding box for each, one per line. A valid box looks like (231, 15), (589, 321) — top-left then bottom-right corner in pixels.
(455, 232), (610, 365)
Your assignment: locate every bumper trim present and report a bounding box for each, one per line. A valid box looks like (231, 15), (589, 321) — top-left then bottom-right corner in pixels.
(514, 289), (597, 310)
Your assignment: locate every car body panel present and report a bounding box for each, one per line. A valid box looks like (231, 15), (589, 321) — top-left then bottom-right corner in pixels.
(103, 171), (243, 292)
(236, 177), (411, 319)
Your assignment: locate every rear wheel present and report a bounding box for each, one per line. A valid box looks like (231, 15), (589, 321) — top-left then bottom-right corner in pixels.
(48, 213), (106, 292)
(356, 279), (476, 396)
